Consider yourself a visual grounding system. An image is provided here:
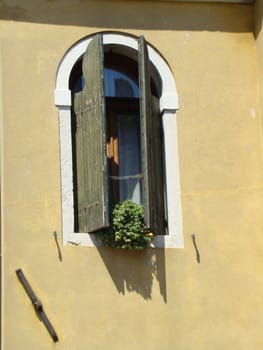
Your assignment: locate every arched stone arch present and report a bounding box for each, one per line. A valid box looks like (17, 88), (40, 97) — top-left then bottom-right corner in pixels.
(55, 33), (179, 112)
(54, 32), (183, 248)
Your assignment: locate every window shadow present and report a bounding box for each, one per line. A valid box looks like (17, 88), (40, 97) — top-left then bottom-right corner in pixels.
(96, 245), (167, 303)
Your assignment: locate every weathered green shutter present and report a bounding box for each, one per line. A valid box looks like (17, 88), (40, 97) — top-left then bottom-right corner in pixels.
(138, 36), (166, 234)
(73, 34), (109, 232)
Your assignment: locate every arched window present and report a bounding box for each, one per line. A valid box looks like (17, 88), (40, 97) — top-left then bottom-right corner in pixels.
(55, 32), (183, 248)
(69, 35), (165, 235)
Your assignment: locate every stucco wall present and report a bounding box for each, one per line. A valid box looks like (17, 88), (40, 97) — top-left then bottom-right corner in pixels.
(1, 1), (263, 350)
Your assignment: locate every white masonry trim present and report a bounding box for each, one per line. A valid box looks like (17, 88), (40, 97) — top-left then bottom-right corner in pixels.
(54, 32), (183, 248)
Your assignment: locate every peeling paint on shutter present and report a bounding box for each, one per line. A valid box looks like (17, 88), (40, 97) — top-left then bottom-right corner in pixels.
(138, 36), (166, 234)
(74, 34), (109, 232)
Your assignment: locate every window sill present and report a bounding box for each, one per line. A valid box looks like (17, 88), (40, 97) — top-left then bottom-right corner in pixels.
(65, 231), (183, 249)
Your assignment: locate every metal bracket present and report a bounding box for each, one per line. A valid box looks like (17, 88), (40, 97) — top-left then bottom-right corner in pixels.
(16, 268), (59, 342)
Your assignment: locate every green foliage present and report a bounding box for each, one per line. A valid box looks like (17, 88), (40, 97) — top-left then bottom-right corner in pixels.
(101, 200), (153, 250)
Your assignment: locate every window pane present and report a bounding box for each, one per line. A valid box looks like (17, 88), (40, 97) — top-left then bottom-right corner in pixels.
(118, 114), (142, 205)
(104, 68), (139, 98)
(72, 75), (85, 93)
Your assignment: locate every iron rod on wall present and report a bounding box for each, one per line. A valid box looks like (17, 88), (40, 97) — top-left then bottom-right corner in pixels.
(16, 268), (59, 342)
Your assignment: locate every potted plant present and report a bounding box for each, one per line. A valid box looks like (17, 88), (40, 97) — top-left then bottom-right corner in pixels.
(101, 200), (153, 250)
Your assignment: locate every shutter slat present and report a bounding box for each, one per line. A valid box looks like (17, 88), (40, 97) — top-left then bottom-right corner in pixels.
(138, 36), (166, 234)
(74, 34), (109, 232)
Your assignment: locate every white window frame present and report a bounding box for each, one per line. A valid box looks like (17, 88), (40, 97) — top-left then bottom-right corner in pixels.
(54, 32), (183, 248)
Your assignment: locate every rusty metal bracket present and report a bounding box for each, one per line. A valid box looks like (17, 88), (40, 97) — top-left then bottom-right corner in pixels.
(16, 268), (59, 342)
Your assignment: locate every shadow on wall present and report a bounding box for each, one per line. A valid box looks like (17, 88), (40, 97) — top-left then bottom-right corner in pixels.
(96, 243), (167, 303)
(0, 1), (253, 33)
(253, 0), (263, 39)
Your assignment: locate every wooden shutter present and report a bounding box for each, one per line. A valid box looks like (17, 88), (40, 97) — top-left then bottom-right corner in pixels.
(138, 36), (166, 234)
(73, 34), (109, 232)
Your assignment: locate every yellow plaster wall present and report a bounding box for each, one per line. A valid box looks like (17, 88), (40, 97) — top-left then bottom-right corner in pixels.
(1, 1), (263, 350)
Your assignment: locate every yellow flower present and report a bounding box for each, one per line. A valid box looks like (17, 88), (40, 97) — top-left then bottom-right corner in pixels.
(145, 232), (153, 237)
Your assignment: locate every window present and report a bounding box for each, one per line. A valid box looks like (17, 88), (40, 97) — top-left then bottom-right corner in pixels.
(70, 35), (166, 235)
(55, 32), (183, 248)
(106, 92), (141, 205)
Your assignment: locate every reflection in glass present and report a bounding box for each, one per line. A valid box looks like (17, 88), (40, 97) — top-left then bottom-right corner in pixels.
(118, 114), (142, 205)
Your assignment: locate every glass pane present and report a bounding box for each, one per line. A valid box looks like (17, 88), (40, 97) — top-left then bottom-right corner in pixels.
(118, 114), (142, 205)
(72, 75), (85, 93)
(104, 68), (139, 98)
